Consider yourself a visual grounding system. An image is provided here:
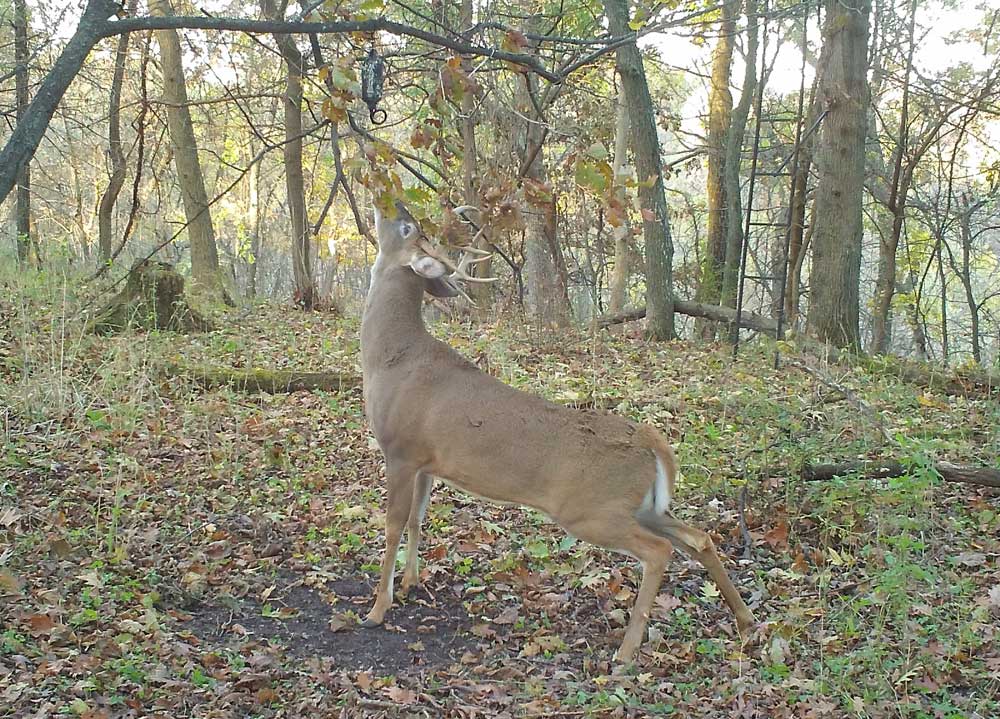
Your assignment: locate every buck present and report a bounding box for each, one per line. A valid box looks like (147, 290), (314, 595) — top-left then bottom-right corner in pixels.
(360, 202), (756, 662)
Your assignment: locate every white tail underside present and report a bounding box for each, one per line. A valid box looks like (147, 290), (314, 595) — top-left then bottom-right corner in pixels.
(641, 450), (672, 516)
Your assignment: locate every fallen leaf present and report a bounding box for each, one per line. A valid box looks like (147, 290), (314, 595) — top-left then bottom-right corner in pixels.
(493, 606), (518, 625)
(0, 570), (23, 594)
(764, 520), (789, 551)
(355, 671), (373, 692)
(955, 551), (986, 567)
(27, 613), (57, 636)
(385, 685), (418, 704)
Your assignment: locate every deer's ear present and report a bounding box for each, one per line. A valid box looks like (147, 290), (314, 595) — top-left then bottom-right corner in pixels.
(423, 277), (460, 298)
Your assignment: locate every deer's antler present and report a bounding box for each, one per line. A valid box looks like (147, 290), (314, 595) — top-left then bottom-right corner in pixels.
(417, 205), (499, 285)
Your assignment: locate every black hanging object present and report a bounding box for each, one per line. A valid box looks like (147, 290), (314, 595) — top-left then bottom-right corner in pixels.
(360, 47), (387, 125)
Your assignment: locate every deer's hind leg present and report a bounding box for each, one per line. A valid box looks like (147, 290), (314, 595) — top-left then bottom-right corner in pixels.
(614, 527), (675, 664)
(362, 459), (418, 628)
(640, 511), (756, 631)
(566, 513), (675, 664)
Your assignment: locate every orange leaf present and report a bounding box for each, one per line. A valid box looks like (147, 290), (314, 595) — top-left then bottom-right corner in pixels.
(763, 520), (790, 551)
(27, 613), (57, 635)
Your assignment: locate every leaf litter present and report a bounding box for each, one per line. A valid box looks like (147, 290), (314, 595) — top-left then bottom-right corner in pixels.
(1, 299), (998, 718)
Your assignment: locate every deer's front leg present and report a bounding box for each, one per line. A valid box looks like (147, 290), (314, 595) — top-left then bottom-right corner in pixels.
(401, 473), (434, 593)
(361, 460), (418, 628)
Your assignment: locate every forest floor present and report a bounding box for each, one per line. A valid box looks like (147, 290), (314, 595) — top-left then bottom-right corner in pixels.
(2, 275), (999, 718)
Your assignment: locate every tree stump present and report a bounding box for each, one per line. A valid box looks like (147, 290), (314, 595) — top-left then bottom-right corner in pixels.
(89, 260), (213, 334)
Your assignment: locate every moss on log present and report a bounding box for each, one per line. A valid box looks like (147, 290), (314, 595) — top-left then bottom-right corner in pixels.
(90, 260), (213, 334)
(167, 364), (361, 393)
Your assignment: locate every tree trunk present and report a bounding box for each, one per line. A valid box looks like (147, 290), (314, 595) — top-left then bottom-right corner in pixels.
(958, 211), (981, 364)
(516, 38), (571, 327)
(936, 238), (949, 364)
(903, 266), (929, 361)
(720, 0), (759, 311)
(456, 0), (492, 306)
(96, 0), (136, 264)
(784, 82), (821, 331)
(806, 0), (870, 348)
(870, 0), (918, 354)
(608, 93), (632, 316)
(0, 0), (120, 206)
(605, 0), (675, 340)
(264, 0), (314, 308)
(694, 0), (736, 336)
(149, 0), (227, 300)
(13, 0), (32, 264)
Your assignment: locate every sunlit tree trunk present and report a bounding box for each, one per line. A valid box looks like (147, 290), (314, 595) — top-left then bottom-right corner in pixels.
(14, 0), (32, 264)
(149, 0), (228, 301)
(720, 0), (759, 313)
(694, 0), (735, 337)
(807, 0), (870, 348)
(608, 93), (632, 316)
(516, 24), (571, 327)
(605, 0), (675, 340)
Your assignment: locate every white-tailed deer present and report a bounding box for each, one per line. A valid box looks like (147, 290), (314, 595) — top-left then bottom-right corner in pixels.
(360, 202), (756, 662)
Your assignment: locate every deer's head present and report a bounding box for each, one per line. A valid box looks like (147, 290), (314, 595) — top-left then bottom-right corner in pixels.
(373, 202), (496, 302)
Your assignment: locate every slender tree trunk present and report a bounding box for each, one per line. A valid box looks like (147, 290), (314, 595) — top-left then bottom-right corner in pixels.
(13, 0), (32, 264)
(149, 0), (227, 300)
(97, 0), (136, 264)
(870, 0), (918, 354)
(785, 77), (821, 330)
(936, 239), (948, 364)
(458, 0), (492, 305)
(947, 208), (982, 363)
(516, 36), (571, 327)
(695, 0), (736, 336)
(605, 0), (675, 339)
(806, 0), (870, 348)
(264, 0), (314, 308)
(720, 0), (759, 310)
(608, 93), (633, 316)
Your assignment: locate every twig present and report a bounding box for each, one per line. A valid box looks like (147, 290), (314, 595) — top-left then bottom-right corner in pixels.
(737, 484), (753, 560)
(785, 357), (895, 444)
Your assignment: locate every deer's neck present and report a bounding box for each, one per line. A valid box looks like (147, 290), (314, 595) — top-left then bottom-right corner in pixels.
(361, 259), (429, 373)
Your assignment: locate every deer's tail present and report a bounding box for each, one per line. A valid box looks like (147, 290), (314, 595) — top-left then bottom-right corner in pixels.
(636, 425), (678, 519)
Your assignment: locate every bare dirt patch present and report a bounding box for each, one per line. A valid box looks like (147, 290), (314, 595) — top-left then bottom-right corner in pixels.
(182, 573), (476, 674)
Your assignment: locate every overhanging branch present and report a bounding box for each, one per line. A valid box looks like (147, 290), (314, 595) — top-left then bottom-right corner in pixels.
(100, 15), (562, 83)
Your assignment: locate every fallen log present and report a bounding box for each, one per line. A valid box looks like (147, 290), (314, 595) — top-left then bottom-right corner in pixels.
(166, 364), (361, 393)
(598, 300), (778, 334)
(801, 460), (1000, 489)
(598, 303), (997, 398)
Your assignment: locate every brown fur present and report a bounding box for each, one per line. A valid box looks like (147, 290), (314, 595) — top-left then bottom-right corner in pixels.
(359, 206), (756, 663)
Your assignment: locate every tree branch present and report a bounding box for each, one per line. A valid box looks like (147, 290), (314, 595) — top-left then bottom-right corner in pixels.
(101, 15), (562, 82)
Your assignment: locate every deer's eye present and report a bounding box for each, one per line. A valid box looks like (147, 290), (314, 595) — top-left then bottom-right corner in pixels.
(399, 222), (415, 239)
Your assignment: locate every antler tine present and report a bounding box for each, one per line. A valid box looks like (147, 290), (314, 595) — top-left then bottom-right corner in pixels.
(417, 238), (498, 284)
(452, 205), (481, 221)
